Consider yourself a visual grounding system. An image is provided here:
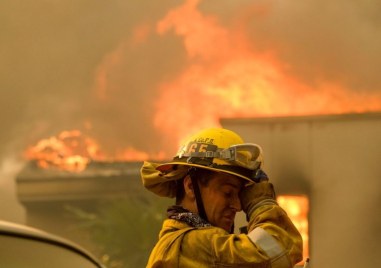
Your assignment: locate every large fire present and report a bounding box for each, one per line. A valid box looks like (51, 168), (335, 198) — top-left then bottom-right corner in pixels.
(87, 0), (381, 151)
(25, 0), (381, 164)
(152, 0), (381, 144)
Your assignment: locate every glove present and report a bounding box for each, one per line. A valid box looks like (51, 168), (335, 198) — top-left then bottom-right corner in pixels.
(253, 169), (269, 183)
(240, 181), (276, 218)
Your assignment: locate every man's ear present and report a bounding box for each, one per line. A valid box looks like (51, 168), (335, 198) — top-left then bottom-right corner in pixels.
(183, 175), (195, 200)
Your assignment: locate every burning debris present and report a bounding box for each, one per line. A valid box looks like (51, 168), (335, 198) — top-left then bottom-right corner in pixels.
(23, 130), (103, 172)
(23, 130), (167, 172)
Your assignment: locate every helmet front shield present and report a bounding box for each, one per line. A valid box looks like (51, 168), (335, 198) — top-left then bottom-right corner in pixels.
(178, 143), (262, 171)
(220, 143), (262, 170)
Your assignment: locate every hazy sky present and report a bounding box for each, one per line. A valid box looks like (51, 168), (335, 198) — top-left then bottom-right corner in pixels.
(1, 0), (380, 194)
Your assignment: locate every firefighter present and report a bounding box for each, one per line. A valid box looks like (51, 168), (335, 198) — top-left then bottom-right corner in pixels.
(141, 128), (303, 267)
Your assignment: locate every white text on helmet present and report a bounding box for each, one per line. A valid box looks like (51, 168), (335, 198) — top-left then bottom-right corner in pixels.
(192, 138), (215, 144)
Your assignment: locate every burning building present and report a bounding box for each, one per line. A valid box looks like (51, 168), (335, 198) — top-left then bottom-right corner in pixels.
(15, 112), (381, 268)
(223, 112), (381, 268)
(4, 1), (381, 267)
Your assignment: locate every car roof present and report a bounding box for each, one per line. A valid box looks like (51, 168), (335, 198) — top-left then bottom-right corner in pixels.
(0, 220), (104, 268)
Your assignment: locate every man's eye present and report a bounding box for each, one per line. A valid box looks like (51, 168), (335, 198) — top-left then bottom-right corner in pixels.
(224, 191), (233, 198)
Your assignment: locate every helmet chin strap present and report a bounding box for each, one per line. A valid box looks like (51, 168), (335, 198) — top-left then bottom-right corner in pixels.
(188, 168), (208, 223)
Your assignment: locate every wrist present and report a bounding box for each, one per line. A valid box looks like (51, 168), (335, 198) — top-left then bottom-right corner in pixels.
(246, 198), (278, 219)
(241, 182), (276, 215)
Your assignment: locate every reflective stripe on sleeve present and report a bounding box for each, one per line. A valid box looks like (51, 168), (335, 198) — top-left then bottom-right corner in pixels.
(248, 227), (291, 268)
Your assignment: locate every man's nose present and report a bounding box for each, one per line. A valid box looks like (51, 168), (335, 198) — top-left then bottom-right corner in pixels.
(231, 195), (242, 212)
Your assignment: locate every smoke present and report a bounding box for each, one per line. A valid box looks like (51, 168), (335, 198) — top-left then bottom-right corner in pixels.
(1, 0), (380, 160)
(237, 0), (381, 91)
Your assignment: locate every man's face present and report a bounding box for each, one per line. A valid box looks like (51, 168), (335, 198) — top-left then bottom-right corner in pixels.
(199, 172), (243, 232)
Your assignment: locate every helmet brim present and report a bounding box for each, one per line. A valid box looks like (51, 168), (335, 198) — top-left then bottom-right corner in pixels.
(156, 161), (254, 183)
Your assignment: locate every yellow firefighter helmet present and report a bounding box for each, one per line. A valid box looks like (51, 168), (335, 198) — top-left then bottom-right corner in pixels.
(157, 128), (263, 183)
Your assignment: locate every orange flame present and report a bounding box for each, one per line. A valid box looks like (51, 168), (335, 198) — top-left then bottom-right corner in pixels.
(55, 0), (381, 166)
(24, 130), (105, 172)
(24, 130), (166, 172)
(28, 1), (381, 169)
(277, 195), (309, 265)
(114, 147), (166, 162)
(153, 0), (381, 146)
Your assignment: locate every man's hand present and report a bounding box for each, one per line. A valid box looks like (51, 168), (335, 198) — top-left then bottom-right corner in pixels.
(240, 178), (276, 218)
(253, 169), (269, 183)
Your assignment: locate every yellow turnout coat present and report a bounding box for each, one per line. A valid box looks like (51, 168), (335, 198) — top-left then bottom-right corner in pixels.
(147, 202), (302, 268)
